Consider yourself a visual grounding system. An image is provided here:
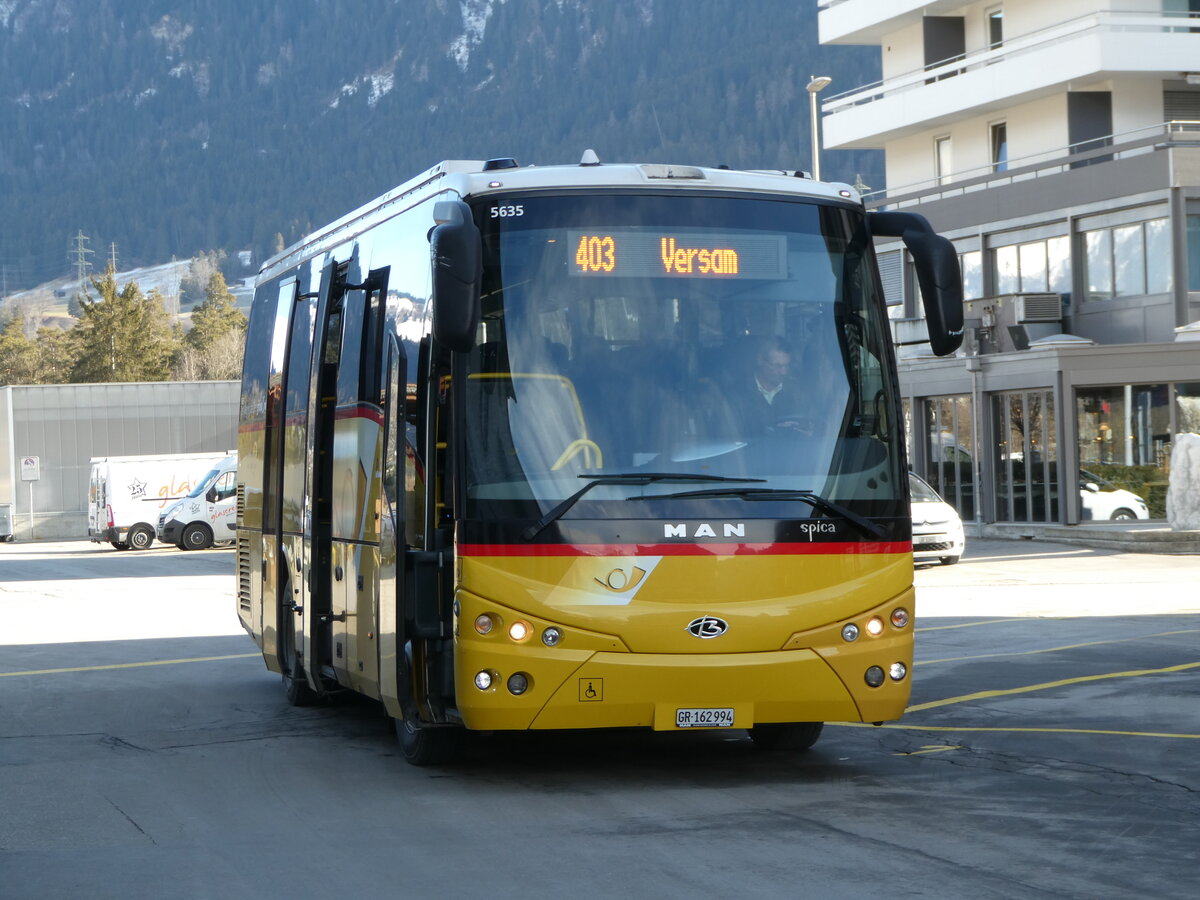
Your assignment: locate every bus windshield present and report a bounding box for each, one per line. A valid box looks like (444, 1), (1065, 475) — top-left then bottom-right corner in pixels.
(462, 192), (903, 523)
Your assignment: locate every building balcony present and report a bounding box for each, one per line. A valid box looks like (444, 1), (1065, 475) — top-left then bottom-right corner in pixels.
(864, 120), (1200, 209)
(818, 0), (968, 45)
(822, 9), (1200, 150)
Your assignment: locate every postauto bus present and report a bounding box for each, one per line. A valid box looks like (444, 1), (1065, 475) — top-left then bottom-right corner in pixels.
(235, 153), (962, 765)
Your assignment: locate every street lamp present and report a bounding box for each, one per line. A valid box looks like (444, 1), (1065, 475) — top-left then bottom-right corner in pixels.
(806, 75), (832, 181)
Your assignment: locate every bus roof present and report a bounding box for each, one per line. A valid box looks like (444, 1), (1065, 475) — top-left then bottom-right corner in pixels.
(257, 153), (861, 284)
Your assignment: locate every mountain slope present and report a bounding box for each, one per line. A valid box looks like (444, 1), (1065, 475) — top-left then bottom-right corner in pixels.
(0, 0), (880, 292)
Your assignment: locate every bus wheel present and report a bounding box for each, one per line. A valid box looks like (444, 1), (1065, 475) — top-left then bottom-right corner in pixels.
(395, 714), (465, 767)
(748, 722), (824, 752)
(128, 525), (154, 551)
(282, 667), (320, 706)
(110, 541), (129, 550)
(181, 523), (213, 551)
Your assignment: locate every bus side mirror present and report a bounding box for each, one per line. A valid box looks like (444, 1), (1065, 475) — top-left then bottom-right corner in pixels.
(430, 199), (482, 352)
(868, 211), (964, 356)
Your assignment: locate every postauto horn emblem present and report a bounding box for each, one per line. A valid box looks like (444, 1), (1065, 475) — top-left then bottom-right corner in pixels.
(686, 616), (729, 639)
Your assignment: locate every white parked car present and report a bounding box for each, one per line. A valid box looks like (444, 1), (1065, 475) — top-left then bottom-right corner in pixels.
(909, 472), (966, 566)
(1079, 469), (1150, 521)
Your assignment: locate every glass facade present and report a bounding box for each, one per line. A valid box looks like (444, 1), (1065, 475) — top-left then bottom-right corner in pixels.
(925, 395), (977, 521)
(1077, 384), (1172, 519)
(994, 390), (1058, 523)
(1178, 383), (1200, 435)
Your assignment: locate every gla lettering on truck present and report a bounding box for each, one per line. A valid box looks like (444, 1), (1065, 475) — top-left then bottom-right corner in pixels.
(157, 454), (238, 550)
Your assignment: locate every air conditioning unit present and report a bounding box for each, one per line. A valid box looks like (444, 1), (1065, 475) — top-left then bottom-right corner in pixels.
(964, 293), (1063, 353)
(1013, 293), (1063, 324)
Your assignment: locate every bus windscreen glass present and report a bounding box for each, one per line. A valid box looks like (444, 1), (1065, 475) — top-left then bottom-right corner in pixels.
(463, 193), (903, 525)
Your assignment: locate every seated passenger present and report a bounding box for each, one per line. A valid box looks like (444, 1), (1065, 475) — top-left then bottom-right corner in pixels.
(734, 337), (814, 435)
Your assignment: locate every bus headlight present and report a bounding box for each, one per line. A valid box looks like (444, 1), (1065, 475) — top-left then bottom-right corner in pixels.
(474, 670), (494, 691)
(864, 666), (885, 688)
(508, 620), (532, 642)
(474, 614), (496, 635)
(890, 608), (910, 628)
(889, 662), (908, 682)
(542, 627), (562, 647)
(841, 623), (860, 642)
(866, 617), (885, 636)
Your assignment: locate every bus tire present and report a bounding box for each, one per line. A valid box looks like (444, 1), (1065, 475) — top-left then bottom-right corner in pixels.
(748, 721), (824, 752)
(180, 522), (213, 551)
(110, 541), (129, 550)
(395, 715), (465, 767)
(282, 667), (320, 706)
(128, 524), (155, 551)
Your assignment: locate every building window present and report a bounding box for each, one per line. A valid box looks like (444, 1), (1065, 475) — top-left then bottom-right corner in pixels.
(1047, 236), (1072, 296)
(1187, 216), (1200, 291)
(994, 390), (1057, 523)
(925, 395), (977, 521)
(1019, 243), (1047, 294)
(1085, 230), (1114, 299)
(1178, 382), (1200, 435)
(987, 8), (1004, 49)
(935, 136), (952, 186)
(877, 249), (904, 313)
(961, 250), (983, 300)
(1084, 219), (1172, 300)
(1076, 384), (1171, 519)
(990, 122), (1008, 172)
(989, 236), (1071, 296)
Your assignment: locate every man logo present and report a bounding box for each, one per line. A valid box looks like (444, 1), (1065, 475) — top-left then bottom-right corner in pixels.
(686, 616), (728, 639)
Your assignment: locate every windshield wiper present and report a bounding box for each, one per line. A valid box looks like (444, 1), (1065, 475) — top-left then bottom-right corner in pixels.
(522, 473), (765, 541)
(646, 487), (887, 539)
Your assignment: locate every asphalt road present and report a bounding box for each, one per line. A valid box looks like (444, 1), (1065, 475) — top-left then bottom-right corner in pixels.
(1, 538), (1197, 899)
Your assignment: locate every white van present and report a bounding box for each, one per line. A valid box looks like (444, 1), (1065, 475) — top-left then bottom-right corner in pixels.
(157, 454), (238, 550)
(87, 452), (234, 550)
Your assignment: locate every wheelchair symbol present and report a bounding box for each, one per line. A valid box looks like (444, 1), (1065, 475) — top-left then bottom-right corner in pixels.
(578, 678), (604, 702)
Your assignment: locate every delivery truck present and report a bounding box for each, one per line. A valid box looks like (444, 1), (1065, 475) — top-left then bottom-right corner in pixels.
(87, 451), (235, 550)
(157, 453), (238, 550)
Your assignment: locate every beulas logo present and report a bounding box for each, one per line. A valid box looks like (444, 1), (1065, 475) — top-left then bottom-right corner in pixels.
(686, 616), (728, 639)
(664, 523), (745, 539)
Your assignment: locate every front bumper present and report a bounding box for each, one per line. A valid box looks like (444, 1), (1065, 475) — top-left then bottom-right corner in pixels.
(454, 590), (915, 732)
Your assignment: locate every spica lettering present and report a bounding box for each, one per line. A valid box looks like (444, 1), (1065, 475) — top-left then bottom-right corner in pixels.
(660, 237), (739, 275)
(800, 521), (838, 541)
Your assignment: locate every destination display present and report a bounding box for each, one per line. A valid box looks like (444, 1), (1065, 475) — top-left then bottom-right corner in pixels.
(566, 229), (788, 279)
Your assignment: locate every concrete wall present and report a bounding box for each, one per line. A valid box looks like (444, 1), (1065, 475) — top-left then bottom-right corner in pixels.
(1, 382), (238, 540)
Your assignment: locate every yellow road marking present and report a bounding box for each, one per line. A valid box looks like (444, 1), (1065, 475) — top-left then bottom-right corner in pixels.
(0, 653), (259, 677)
(894, 744), (962, 756)
(905, 660), (1200, 713)
(919, 629), (1200, 666)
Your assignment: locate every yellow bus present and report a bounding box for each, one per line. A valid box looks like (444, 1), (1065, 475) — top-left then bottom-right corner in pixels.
(235, 154), (962, 765)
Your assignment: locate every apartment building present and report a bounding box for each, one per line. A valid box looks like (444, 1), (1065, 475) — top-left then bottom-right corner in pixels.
(819, 0), (1200, 527)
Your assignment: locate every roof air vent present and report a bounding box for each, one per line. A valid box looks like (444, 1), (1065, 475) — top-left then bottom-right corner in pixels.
(640, 164), (706, 180)
(482, 158), (519, 171)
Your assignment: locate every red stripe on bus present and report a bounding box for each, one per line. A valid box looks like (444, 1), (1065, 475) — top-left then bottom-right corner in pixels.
(334, 403), (384, 425)
(458, 541), (912, 557)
